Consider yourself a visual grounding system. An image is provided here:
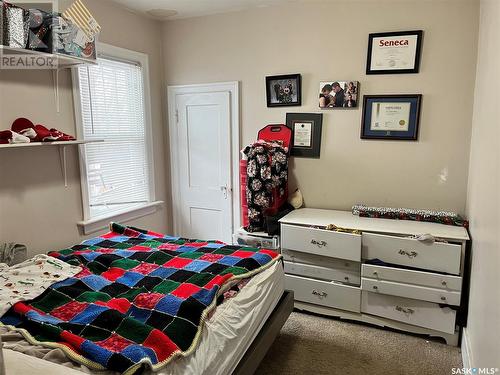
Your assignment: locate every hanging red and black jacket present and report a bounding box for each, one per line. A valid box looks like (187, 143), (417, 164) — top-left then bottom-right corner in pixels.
(243, 141), (288, 232)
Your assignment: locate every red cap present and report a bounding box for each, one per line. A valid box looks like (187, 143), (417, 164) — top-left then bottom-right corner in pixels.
(11, 118), (34, 133)
(33, 124), (54, 142)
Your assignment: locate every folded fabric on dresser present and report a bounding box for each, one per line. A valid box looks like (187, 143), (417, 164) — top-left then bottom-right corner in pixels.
(0, 223), (281, 374)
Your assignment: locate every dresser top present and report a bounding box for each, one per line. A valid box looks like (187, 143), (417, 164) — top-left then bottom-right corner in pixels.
(279, 208), (469, 241)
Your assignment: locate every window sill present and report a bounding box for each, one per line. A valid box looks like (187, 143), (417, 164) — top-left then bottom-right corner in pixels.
(77, 201), (164, 235)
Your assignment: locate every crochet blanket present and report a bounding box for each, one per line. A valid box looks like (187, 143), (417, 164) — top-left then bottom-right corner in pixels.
(0, 223), (281, 374)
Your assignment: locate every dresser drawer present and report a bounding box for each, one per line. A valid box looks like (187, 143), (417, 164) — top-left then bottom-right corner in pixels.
(282, 249), (360, 272)
(285, 274), (361, 312)
(362, 233), (462, 275)
(362, 264), (462, 291)
(361, 278), (461, 306)
(361, 291), (457, 334)
(282, 224), (361, 262)
(284, 261), (360, 285)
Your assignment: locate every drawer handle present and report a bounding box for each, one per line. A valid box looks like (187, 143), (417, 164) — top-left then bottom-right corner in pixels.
(395, 305), (415, 315)
(311, 239), (327, 248)
(398, 249), (418, 258)
(312, 289), (328, 298)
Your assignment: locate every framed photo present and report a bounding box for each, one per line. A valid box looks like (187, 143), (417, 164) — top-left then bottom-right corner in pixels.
(286, 113), (322, 158)
(266, 74), (301, 107)
(319, 81), (359, 109)
(366, 30), (423, 74)
(361, 94), (422, 140)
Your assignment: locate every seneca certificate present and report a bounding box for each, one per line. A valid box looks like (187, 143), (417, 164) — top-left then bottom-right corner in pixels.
(370, 34), (418, 71)
(370, 102), (411, 132)
(294, 122), (312, 147)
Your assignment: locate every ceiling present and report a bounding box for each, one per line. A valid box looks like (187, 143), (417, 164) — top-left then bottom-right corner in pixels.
(108, 0), (307, 20)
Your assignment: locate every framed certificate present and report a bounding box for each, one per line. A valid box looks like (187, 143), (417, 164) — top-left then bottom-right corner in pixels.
(286, 113), (323, 158)
(366, 30), (423, 74)
(361, 95), (422, 140)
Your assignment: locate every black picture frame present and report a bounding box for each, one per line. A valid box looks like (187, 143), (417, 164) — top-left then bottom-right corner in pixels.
(366, 30), (423, 75)
(286, 113), (322, 158)
(266, 74), (302, 107)
(361, 94), (422, 140)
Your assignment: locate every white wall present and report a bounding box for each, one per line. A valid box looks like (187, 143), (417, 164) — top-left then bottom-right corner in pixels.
(162, 0), (479, 215)
(464, 0), (500, 368)
(0, 0), (170, 257)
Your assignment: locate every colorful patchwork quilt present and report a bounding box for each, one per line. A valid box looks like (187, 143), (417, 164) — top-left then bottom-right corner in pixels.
(0, 223), (281, 374)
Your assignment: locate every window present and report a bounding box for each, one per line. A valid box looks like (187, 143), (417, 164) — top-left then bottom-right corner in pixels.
(75, 44), (158, 232)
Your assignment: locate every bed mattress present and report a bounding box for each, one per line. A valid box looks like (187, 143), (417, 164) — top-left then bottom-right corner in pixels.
(1, 260), (285, 375)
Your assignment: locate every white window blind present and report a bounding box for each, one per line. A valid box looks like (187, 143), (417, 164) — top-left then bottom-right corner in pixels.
(77, 56), (151, 219)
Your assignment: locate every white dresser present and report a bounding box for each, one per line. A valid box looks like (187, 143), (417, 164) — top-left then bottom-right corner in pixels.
(280, 208), (469, 345)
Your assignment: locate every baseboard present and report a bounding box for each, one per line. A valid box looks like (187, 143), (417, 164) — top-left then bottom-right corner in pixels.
(461, 327), (472, 368)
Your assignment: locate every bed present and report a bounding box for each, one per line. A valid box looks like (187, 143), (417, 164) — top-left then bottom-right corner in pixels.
(0, 224), (293, 375)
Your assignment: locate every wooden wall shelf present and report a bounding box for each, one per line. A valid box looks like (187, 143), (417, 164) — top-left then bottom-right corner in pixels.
(0, 45), (97, 68)
(0, 140), (99, 149)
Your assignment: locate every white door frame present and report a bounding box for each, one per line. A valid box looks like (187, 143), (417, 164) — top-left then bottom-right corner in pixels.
(167, 81), (240, 239)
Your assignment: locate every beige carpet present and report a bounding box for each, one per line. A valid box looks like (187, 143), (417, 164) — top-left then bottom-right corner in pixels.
(256, 311), (462, 375)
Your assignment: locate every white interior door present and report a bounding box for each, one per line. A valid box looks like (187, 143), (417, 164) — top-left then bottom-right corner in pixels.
(174, 91), (233, 242)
